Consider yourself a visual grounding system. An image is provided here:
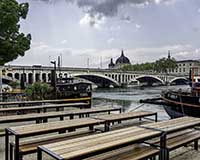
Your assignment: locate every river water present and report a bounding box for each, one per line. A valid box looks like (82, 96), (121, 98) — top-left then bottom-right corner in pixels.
(92, 85), (190, 121)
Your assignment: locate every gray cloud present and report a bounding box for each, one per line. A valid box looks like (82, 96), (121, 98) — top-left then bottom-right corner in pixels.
(38, 0), (175, 27)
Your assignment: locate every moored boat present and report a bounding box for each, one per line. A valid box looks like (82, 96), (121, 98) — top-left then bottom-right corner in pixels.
(161, 67), (200, 118)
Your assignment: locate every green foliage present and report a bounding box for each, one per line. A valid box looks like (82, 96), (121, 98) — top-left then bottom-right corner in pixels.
(122, 57), (177, 73)
(9, 81), (19, 89)
(122, 62), (155, 72)
(25, 82), (53, 100)
(0, 0), (31, 65)
(154, 57), (177, 73)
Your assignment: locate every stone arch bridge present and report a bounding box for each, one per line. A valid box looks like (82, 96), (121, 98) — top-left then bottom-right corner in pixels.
(2, 65), (189, 88)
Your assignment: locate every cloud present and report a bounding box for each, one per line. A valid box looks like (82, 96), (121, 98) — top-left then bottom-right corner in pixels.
(107, 38), (115, 44)
(8, 41), (199, 68)
(79, 13), (106, 29)
(61, 40), (67, 44)
(135, 24), (141, 29)
(121, 15), (131, 23)
(109, 25), (121, 31)
(38, 0), (176, 28)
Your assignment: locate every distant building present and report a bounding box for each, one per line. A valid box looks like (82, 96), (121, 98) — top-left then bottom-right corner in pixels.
(108, 50), (131, 69)
(167, 51), (200, 75)
(168, 60), (200, 75)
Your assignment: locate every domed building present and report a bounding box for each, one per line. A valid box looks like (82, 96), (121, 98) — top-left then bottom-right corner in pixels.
(108, 50), (131, 69)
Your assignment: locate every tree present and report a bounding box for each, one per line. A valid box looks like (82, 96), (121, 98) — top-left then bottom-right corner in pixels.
(0, 0), (31, 65)
(121, 56), (177, 73)
(25, 82), (53, 100)
(154, 57), (177, 73)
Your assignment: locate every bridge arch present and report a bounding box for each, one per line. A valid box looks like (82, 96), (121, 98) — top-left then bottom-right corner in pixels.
(72, 73), (120, 88)
(169, 77), (188, 85)
(14, 73), (20, 80)
(2, 76), (18, 85)
(135, 75), (165, 85)
(7, 73), (13, 78)
(28, 73), (33, 84)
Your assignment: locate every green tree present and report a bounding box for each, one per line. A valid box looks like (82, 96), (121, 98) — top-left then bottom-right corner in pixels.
(154, 57), (177, 73)
(121, 56), (177, 73)
(25, 82), (53, 100)
(0, 0), (31, 65)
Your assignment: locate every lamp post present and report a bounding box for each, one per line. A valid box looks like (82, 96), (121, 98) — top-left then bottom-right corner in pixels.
(50, 61), (57, 99)
(0, 66), (2, 102)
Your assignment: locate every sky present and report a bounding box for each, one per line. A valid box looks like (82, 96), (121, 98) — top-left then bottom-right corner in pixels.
(9, 0), (200, 68)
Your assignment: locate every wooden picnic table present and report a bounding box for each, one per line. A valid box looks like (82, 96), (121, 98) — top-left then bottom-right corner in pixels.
(141, 116), (200, 133)
(0, 107), (121, 124)
(5, 117), (105, 160)
(91, 111), (157, 131)
(140, 116), (200, 160)
(0, 102), (89, 115)
(37, 126), (161, 160)
(0, 97), (91, 107)
(38, 116), (200, 160)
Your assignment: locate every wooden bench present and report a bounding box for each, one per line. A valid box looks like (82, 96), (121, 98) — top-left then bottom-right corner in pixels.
(146, 129), (200, 159)
(5, 117), (105, 160)
(0, 97), (91, 107)
(141, 116), (200, 160)
(37, 126), (161, 160)
(85, 144), (159, 160)
(87, 129), (200, 160)
(91, 111), (157, 131)
(0, 102), (89, 115)
(9, 130), (98, 160)
(0, 107), (120, 137)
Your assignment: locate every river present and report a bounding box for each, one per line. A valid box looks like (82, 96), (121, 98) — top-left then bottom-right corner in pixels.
(92, 85), (190, 121)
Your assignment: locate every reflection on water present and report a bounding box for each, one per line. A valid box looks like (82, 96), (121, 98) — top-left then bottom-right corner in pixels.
(92, 85), (190, 121)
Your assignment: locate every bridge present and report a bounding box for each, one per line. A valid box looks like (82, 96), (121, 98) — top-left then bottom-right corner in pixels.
(1, 65), (189, 88)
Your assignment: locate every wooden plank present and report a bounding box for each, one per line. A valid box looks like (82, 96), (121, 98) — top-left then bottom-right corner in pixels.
(0, 102), (88, 114)
(42, 127), (159, 151)
(42, 128), (160, 160)
(19, 130), (98, 154)
(72, 107), (121, 115)
(166, 130), (200, 149)
(142, 117), (200, 133)
(8, 118), (105, 136)
(0, 107), (120, 123)
(43, 126), (145, 148)
(91, 111), (156, 121)
(0, 97), (91, 106)
(86, 144), (159, 160)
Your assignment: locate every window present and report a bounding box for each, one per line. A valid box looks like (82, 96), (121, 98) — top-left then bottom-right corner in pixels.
(179, 68), (181, 72)
(183, 68), (185, 72)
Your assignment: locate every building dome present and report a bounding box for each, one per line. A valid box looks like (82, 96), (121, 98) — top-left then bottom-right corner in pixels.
(115, 50), (131, 65)
(108, 58), (115, 68)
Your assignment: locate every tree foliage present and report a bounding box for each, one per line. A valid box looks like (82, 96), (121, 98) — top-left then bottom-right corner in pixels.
(25, 82), (53, 100)
(0, 0), (31, 65)
(122, 57), (177, 73)
(154, 57), (177, 73)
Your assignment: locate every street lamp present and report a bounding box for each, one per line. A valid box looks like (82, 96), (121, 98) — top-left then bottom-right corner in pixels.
(50, 61), (57, 99)
(0, 66), (2, 102)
